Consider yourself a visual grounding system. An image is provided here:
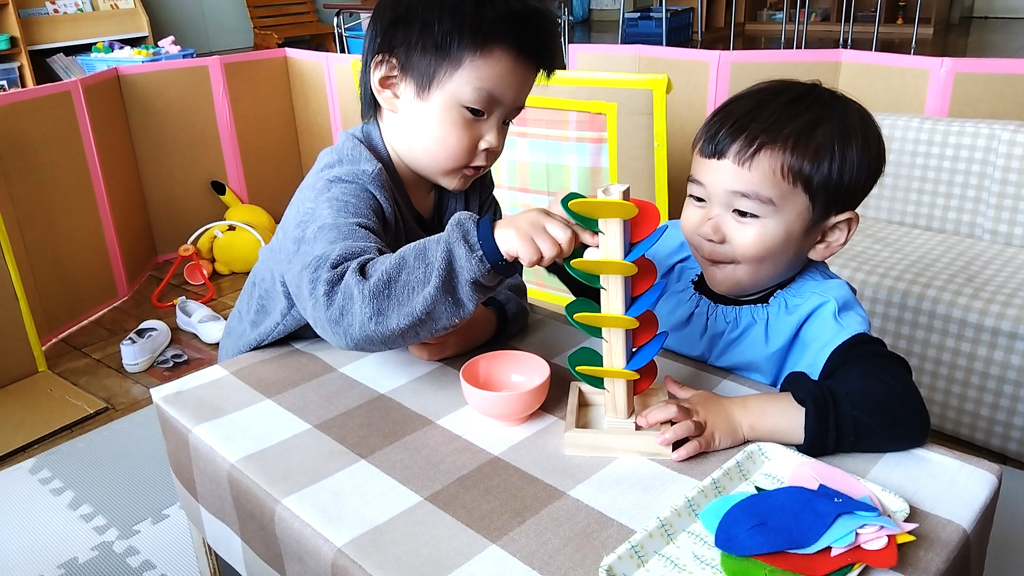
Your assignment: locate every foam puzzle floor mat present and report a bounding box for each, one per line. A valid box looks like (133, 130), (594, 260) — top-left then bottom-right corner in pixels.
(0, 406), (200, 576)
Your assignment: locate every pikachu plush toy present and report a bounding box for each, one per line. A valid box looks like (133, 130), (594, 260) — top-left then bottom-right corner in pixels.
(196, 181), (277, 275)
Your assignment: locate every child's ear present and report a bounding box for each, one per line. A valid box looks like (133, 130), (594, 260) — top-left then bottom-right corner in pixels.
(807, 211), (859, 262)
(369, 55), (402, 114)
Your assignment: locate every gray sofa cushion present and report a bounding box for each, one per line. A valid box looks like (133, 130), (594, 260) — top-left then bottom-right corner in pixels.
(830, 217), (1024, 461)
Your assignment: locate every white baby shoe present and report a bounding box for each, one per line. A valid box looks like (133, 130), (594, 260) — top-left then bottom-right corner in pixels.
(120, 320), (172, 373)
(175, 297), (226, 344)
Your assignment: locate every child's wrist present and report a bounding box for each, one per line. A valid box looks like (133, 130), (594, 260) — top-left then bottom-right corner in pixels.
(477, 216), (518, 277)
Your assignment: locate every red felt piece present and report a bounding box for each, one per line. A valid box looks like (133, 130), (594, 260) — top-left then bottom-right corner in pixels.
(633, 360), (657, 395)
(631, 257), (656, 297)
(754, 535), (899, 576)
(629, 199), (661, 243)
(632, 310), (658, 347)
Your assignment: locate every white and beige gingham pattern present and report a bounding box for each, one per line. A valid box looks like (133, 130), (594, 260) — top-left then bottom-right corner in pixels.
(152, 307), (1002, 576)
(831, 114), (1024, 462)
(990, 129), (1024, 248)
(864, 114), (1024, 248)
(830, 219), (1024, 462)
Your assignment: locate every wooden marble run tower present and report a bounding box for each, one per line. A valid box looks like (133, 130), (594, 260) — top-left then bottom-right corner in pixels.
(561, 183), (672, 459)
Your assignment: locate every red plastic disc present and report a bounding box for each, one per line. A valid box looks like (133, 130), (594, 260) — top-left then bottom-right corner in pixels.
(632, 310), (659, 348)
(633, 360), (658, 396)
(629, 199), (661, 244)
(631, 257), (656, 297)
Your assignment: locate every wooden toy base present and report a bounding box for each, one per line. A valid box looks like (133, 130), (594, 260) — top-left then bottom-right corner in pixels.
(564, 382), (674, 459)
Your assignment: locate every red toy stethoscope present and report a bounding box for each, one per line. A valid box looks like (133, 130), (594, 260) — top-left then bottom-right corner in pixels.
(151, 220), (265, 308)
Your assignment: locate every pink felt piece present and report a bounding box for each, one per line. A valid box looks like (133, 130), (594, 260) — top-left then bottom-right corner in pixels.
(829, 520), (918, 557)
(788, 460), (884, 513)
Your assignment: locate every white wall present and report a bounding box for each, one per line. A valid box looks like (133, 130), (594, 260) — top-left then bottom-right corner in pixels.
(144, 0), (254, 54)
(973, 0), (1024, 17)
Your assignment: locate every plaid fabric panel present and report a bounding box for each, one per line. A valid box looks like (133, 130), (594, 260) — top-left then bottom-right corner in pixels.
(987, 126), (1024, 248)
(492, 107), (611, 298)
(153, 306), (1001, 576)
(863, 114), (1006, 241)
(829, 218), (1024, 462)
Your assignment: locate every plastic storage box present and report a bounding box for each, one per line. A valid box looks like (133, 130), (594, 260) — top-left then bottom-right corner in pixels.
(0, 61), (22, 92)
(623, 6), (694, 46)
(342, 22), (365, 54)
(75, 48), (196, 74)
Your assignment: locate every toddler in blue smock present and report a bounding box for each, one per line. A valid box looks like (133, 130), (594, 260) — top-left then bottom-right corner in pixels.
(562, 80), (930, 460)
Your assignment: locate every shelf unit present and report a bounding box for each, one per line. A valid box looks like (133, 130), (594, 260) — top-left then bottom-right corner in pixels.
(739, 0), (950, 39)
(0, 0), (35, 88)
(14, 0), (152, 50)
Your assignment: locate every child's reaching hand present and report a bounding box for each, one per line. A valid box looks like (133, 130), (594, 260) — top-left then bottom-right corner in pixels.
(637, 376), (808, 461)
(493, 208), (598, 267)
(636, 376), (749, 462)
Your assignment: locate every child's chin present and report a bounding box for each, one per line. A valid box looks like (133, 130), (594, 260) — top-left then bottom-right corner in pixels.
(445, 175), (478, 192)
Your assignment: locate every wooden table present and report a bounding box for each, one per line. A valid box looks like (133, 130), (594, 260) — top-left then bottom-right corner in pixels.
(153, 306), (1002, 576)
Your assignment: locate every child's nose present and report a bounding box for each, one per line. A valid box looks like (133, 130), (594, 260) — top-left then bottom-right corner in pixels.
(698, 214), (725, 244)
(479, 123), (502, 151)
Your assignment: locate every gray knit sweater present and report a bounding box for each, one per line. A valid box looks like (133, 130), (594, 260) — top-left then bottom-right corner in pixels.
(218, 121), (529, 361)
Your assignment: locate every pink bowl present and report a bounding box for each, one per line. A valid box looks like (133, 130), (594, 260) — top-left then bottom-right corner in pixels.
(460, 350), (551, 426)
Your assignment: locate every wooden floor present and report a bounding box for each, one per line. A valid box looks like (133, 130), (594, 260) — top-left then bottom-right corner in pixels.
(0, 261), (242, 472)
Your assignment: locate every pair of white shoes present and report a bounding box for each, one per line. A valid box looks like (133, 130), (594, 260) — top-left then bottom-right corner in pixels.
(119, 298), (226, 373)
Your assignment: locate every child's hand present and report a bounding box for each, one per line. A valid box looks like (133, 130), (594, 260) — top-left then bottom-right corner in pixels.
(408, 304), (498, 361)
(493, 208), (598, 267)
(636, 376), (749, 461)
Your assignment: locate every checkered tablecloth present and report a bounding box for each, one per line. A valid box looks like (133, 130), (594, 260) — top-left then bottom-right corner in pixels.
(152, 307), (1002, 576)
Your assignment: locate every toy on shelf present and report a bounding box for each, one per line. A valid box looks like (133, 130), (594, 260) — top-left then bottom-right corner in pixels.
(157, 35), (181, 54)
(195, 180), (276, 276)
(89, 37), (181, 58)
(561, 183), (673, 458)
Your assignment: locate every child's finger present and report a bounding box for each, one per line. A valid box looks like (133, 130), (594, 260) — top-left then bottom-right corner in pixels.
(572, 224), (599, 247)
(546, 211), (597, 246)
(531, 233), (563, 267)
(656, 419), (704, 446)
(517, 239), (542, 268)
(671, 436), (709, 462)
(665, 376), (698, 399)
(636, 402), (690, 428)
(544, 219), (577, 258)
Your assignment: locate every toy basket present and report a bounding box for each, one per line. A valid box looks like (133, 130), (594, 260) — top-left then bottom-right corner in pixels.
(75, 49), (197, 74)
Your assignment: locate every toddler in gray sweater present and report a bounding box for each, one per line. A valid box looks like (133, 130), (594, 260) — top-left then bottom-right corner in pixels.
(220, 0), (594, 361)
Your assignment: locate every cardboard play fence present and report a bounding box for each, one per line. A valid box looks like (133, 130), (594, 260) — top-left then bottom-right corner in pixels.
(2, 45), (1023, 397)
(0, 49), (673, 399)
(570, 44), (1024, 217)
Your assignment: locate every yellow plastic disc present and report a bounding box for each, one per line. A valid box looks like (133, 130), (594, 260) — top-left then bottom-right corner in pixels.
(567, 198), (640, 220)
(570, 259), (638, 276)
(575, 366), (640, 380)
(572, 312), (640, 330)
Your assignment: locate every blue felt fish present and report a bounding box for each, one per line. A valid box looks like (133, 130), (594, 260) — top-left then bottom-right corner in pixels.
(786, 511), (897, 554)
(714, 484), (879, 557)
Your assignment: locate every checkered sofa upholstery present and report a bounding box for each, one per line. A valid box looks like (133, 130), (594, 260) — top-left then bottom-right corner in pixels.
(828, 113), (1024, 462)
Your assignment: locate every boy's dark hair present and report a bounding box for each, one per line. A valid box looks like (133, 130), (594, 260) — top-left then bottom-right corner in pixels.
(360, 0), (564, 121)
(693, 79), (885, 225)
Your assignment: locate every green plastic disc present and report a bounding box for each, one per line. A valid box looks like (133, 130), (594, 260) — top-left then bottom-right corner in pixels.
(566, 347), (605, 389)
(561, 192), (600, 233)
(564, 298), (603, 338)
